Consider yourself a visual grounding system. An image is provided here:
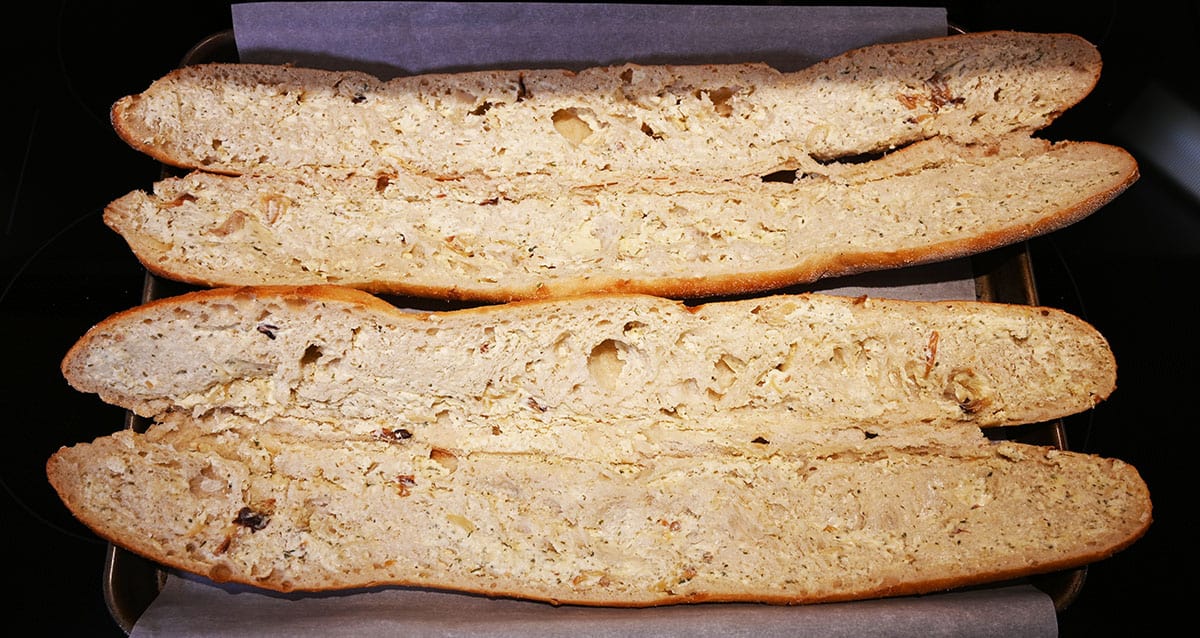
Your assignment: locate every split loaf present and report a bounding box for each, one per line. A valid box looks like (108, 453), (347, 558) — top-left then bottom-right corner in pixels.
(61, 286), (1119, 457)
(48, 286), (1150, 604)
(104, 30), (1138, 300)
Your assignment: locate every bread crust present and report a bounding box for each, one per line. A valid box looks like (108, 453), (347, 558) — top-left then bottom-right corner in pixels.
(47, 426), (1151, 604)
(61, 286), (1118, 436)
(54, 28), (1151, 607)
(110, 31), (1103, 180)
(50, 286), (1148, 604)
(103, 30), (1135, 301)
(102, 139), (1138, 301)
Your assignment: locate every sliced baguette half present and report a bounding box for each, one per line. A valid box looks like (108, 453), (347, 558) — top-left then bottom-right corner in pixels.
(110, 31), (1102, 180)
(60, 286), (1119, 459)
(104, 136), (1136, 301)
(46, 425), (1151, 604)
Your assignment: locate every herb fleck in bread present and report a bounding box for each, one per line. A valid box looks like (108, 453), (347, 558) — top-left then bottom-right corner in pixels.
(110, 31), (1102, 180)
(48, 287), (1149, 603)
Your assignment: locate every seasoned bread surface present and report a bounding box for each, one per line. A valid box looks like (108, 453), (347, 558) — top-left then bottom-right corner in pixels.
(103, 31), (1135, 300)
(47, 426), (1151, 604)
(51, 27), (1151, 606)
(111, 31), (1101, 180)
(61, 287), (1119, 457)
(104, 136), (1137, 301)
(48, 287), (1149, 602)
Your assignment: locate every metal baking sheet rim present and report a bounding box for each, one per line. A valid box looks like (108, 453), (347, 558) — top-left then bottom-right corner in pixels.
(101, 28), (1086, 634)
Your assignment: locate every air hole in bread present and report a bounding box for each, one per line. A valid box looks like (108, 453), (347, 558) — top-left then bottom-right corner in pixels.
(695, 86), (737, 117)
(623, 321), (646, 334)
(300, 344), (323, 368)
(775, 343), (799, 372)
(552, 108), (593, 146)
(162, 193), (197, 208)
(812, 139), (919, 166)
(478, 326), (496, 353)
(587, 339), (626, 391)
(944, 368), (994, 415)
(761, 170), (797, 183)
(430, 447), (458, 472)
(261, 194), (291, 225)
(712, 354), (744, 393)
(188, 464), (229, 496)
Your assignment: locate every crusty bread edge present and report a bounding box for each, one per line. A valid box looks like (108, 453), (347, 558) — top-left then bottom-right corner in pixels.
(109, 30), (1103, 181)
(103, 141), (1137, 304)
(109, 94), (230, 177)
(59, 285), (392, 392)
(60, 284), (1119, 410)
(45, 442), (1151, 605)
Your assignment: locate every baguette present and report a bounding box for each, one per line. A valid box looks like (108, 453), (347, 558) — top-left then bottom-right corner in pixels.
(104, 135), (1136, 301)
(48, 286), (1149, 604)
(61, 286), (1117, 458)
(104, 30), (1137, 300)
(111, 31), (1102, 180)
(48, 426), (1150, 605)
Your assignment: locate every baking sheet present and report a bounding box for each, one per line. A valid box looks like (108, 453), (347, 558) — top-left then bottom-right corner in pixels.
(105, 3), (1069, 636)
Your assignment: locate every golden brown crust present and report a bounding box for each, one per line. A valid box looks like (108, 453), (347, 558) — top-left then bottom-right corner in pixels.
(47, 432), (1151, 605)
(101, 139), (1138, 303)
(60, 29), (1149, 607)
(62, 286), (1119, 421)
(101, 31), (1133, 302)
(109, 31), (1106, 179)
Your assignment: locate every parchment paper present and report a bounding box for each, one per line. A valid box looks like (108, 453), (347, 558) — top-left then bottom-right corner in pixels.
(132, 573), (1057, 638)
(128, 3), (1053, 636)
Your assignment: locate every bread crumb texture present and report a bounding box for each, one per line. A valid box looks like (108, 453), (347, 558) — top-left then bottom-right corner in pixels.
(63, 290), (1117, 453)
(113, 32), (1101, 180)
(49, 288), (1149, 603)
(48, 425), (1149, 603)
(103, 32), (1137, 299)
(104, 136), (1136, 300)
(60, 30), (1149, 605)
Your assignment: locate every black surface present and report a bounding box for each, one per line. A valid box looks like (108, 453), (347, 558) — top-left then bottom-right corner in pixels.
(3, 2), (1194, 636)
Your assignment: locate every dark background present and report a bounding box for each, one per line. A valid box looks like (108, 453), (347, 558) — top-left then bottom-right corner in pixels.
(2, 2), (1194, 635)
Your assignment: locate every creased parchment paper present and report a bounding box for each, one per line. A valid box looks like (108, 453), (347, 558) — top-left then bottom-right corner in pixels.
(128, 3), (1055, 636)
(132, 573), (1057, 638)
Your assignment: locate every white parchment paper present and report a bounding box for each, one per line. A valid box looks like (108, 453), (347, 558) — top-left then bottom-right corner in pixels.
(132, 573), (1058, 638)
(128, 3), (1053, 636)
